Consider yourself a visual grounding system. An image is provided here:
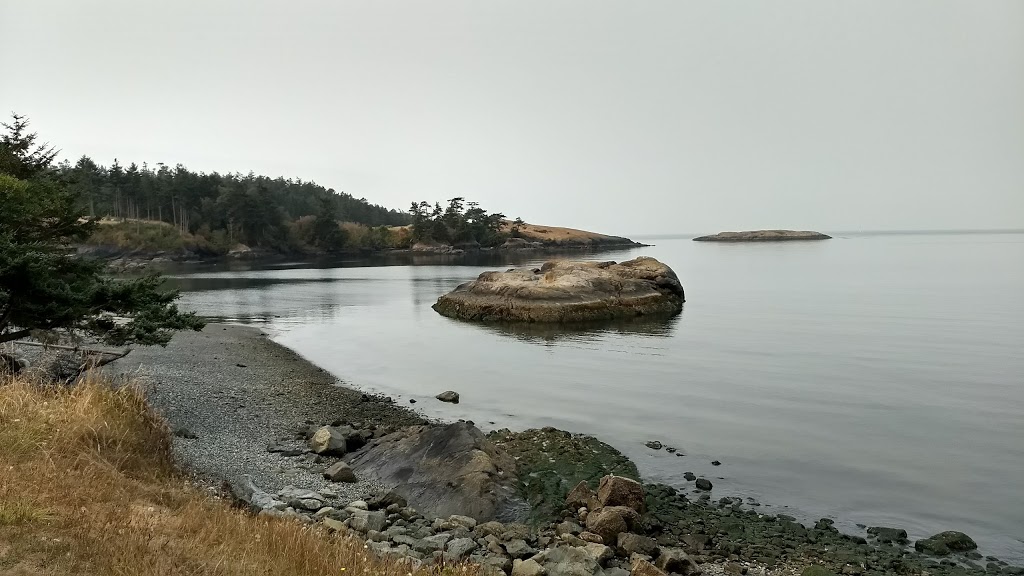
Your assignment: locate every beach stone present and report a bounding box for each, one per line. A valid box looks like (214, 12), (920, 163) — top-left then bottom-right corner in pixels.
(565, 480), (597, 510)
(654, 548), (697, 575)
(348, 421), (527, 522)
(598, 475), (645, 512)
(322, 461), (357, 482)
(432, 257), (685, 323)
(632, 558), (669, 576)
(915, 531), (978, 555)
(436, 390), (460, 403)
(505, 538), (536, 559)
(415, 533), (451, 554)
(695, 478), (713, 491)
(277, 486), (324, 510)
(542, 545), (601, 576)
(866, 526), (908, 544)
(308, 426), (348, 456)
(348, 510), (387, 533)
(512, 558), (546, 576)
(585, 506), (639, 544)
(445, 537), (478, 561)
(583, 542), (614, 565)
(448, 514), (478, 529)
(321, 517), (346, 532)
(580, 531), (604, 544)
(618, 532), (659, 556)
(347, 500), (368, 510)
(556, 521), (583, 536)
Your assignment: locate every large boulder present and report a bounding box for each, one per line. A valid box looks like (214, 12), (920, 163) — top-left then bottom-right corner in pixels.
(597, 475), (645, 513)
(348, 422), (528, 522)
(585, 506), (640, 544)
(432, 257), (684, 323)
(914, 531), (978, 556)
(308, 426), (349, 455)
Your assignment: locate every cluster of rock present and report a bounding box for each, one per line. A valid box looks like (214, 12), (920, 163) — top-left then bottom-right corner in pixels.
(433, 257), (685, 323)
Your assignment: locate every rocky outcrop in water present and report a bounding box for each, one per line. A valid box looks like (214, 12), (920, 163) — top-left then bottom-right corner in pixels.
(692, 230), (831, 242)
(432, 257), (684, 323)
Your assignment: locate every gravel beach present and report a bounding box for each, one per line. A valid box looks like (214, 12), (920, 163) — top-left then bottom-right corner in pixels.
(120, 323), (426, 500)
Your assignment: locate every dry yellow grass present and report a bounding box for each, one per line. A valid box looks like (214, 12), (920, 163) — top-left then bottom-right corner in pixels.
(503, 222), (628, 244)
(0, 373), (480, 576)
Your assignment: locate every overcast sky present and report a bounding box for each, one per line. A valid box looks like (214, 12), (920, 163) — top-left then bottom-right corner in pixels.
(2, 1), (1022, 235)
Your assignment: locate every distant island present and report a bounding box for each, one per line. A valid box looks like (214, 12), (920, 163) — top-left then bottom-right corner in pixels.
(693, 230), (831, 242)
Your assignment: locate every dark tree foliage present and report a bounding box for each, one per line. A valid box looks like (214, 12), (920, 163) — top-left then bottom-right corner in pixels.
(409, 197), (508, 246)
(0, 115), (204, 346)
(311, 195), (348, 251)
(57, 154), (410, 249)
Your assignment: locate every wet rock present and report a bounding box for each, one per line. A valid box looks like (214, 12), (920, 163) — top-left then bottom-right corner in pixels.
(683, 472), (696, 482)
(323, 461), (357, 482)
(866, 526), (908, 544)
(436, 390), (460, 403)
(598, 475), (645, 513)
(646, 441), (664, 450)
(695, 478), (713, 491)
(915, 531), (978, 556)
(711, 460), (722, 466)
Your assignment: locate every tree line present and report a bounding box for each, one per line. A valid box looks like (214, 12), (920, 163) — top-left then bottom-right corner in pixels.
(60, 153), (411, 252)
(409, 198), (522, 247)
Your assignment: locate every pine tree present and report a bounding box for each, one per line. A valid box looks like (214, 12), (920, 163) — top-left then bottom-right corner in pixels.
(0, 114), (204, 346)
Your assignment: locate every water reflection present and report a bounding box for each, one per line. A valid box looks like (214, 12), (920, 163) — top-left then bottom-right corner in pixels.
(437, 311), (683, 344)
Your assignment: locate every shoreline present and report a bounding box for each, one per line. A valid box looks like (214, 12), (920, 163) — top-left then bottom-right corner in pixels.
(123, 323), (1021, 576)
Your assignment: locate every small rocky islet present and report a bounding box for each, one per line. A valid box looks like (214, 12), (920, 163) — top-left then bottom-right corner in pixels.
(432, 256), (684, 323)
(692, 230), (831, 242)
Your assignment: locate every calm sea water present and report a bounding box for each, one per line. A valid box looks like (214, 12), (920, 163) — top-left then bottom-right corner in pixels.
(168, 232), (1024, 561)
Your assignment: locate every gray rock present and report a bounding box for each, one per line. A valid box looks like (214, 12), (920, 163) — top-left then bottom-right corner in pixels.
(436, 390), (460, 403)
(915, 531), (978, 556)
(445, 537), (478, 561)
(646, 441), (664, 450)
(307, 426), (349, 455)
(541, 545), (602, 576)
(654, 548), (697, 575)
(866, 526), (908, 544)
(505, 538), (537, 559)
(512, 558), (547, 576)
(416, 533), (452, 554)
(277, 485), (325, 510)
(348, 510), (387, 533)
(618, 532), (659, 556)
(695, 478), (713, 491)
(348, 421), (527, 522)
(323, 461), (357, 483)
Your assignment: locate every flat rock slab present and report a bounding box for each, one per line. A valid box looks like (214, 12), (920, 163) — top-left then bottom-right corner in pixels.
(693, 230), (831, 242)
(432, 256), (684, 323)
(348, 421), (529, 522)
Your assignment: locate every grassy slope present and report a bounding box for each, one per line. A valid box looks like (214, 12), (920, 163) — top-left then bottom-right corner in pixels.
(504, 222), (636, 245)
(0, 373), (477, 576)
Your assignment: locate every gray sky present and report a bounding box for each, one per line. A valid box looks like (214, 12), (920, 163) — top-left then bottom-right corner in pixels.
(2, 1), (1022, 235)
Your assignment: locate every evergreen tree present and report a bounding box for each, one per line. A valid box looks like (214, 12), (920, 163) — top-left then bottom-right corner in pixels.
(0, 114), (204, 346)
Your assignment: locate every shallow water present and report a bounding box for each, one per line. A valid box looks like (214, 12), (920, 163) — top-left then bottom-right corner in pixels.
(168, 232), (1024, 562)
